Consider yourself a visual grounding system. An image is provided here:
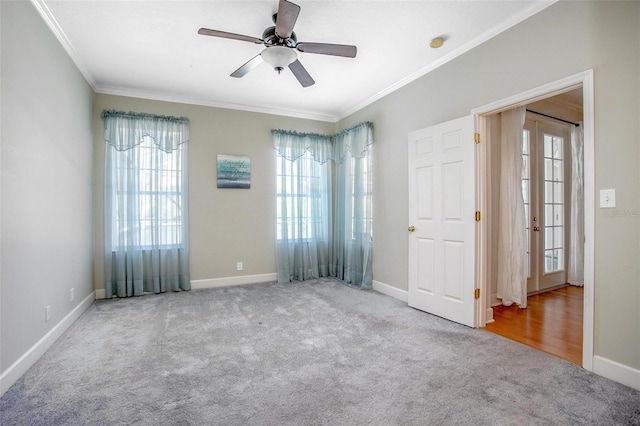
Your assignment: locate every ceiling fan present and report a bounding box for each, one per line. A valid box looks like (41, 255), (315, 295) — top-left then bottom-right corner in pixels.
(198, 0), (357, 87)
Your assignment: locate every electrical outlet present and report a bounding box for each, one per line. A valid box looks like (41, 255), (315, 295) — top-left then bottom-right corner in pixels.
(70, 288), (75, 302)
(45, 306), (51, 322)
(237, 262), (243, 271)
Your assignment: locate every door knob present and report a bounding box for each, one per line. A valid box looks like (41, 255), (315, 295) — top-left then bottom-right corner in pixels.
(408, 226), (415, 232)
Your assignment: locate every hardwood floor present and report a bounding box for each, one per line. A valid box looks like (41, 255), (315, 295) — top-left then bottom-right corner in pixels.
(483, 285), (583, 365)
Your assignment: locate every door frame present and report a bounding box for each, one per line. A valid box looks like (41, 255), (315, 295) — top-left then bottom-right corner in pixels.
(471, 70), (595, 371)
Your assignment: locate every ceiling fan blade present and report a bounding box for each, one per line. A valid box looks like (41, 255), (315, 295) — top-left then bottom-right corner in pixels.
(198, 28), (263, 44)
(275, 0), (300, 39)
(288, 59), (315, 87)
(296, 42), (357, 58)
(231, 55), (264, 78)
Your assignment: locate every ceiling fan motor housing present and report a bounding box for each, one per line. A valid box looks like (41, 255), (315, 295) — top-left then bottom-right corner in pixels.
(262, 26), (297, 48)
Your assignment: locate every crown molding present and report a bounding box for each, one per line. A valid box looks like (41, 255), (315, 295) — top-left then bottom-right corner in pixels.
(335, 0), (557, 122)
(94, 85), (338, 123)
(30, 0), (96, 88)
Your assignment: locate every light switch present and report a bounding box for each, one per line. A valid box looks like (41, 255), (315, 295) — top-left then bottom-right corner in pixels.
(600, 189), (616, 208)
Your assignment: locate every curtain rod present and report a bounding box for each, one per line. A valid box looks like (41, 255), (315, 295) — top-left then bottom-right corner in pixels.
(526, 109), (580, 127)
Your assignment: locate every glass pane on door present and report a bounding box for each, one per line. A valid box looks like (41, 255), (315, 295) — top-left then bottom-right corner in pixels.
(522, 129), (531, 278)
(543, 134), (564, 274)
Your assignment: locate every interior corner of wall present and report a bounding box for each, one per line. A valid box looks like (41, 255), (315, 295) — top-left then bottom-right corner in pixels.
(94, 289), (106, 300)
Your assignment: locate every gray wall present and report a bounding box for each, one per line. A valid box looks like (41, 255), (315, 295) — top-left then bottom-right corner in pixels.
(1, 1), (94, 372)
(338, 1), (640, 370)
(92, 94), (334, 289)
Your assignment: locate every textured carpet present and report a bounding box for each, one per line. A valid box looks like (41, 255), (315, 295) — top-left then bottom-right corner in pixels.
(1, 278), (639, 425)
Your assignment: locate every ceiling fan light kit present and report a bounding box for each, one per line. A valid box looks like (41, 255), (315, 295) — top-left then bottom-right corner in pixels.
(261, 46), (297, 74)
(198, 0), (357, 87)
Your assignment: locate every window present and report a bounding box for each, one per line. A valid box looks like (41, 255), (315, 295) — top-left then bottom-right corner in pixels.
(102, 109), (190, 298)
(108, 136), (186, 249)
(352, 150), (373, 238)
(276, 150), (330, 241)
(274, 149), (372, 242)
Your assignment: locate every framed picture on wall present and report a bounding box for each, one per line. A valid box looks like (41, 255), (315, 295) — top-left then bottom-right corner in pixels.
(217, 154), (251, 189)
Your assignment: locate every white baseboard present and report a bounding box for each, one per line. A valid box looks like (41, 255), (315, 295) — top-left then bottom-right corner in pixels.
(593, 355), (640, 391)
(191, 273), (278, 290)
(485, 308), (495, 323)
(94, 275), (279, 298)
(486, 292), (499, 324)
(0, 291), (95, 397)
(490, 292), (501, 307)
(372, 280), (408, 303)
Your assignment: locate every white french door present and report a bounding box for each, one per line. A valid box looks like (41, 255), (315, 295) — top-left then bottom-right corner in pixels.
(522, 114), (571, 293)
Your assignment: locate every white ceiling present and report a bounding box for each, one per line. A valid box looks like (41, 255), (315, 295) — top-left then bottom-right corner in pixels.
(34, 0), (554, 122)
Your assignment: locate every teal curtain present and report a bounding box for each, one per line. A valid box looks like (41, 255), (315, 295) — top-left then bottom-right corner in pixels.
(331, 122), (374, 289)
(272, 122), (374, 288)
(273, 131), (332, 283)
(103, 110), (190, 298)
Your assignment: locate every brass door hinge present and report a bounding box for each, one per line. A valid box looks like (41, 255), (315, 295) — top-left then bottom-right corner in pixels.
(474, 133), (480, 144)
(475, 211), (481, 222)
(474, 288), (480, 299)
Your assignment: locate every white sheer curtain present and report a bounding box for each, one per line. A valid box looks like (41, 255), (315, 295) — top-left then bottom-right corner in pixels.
(331, 123), (374, 289)
(568, 123), (584, 286)
(273, 130), (332, 283)
(103, 110), (190, 298)
(497, 107), (528, 308)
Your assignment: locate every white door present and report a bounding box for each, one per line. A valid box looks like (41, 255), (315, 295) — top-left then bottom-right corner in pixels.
(522, 115), (571, 293)
(408, 116), (476, 327)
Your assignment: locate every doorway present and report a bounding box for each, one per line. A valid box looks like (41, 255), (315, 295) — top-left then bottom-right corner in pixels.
(472, 71), (594, 369)
(487, 99), (584, 364)
(482, 88), (585, 364)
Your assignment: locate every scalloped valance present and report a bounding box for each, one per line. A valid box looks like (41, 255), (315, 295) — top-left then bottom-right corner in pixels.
(332, 121), (374, 164)
(102, 109), (190, 153)
(272, 121), (373, 164)
(271, 129), (333, 164)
